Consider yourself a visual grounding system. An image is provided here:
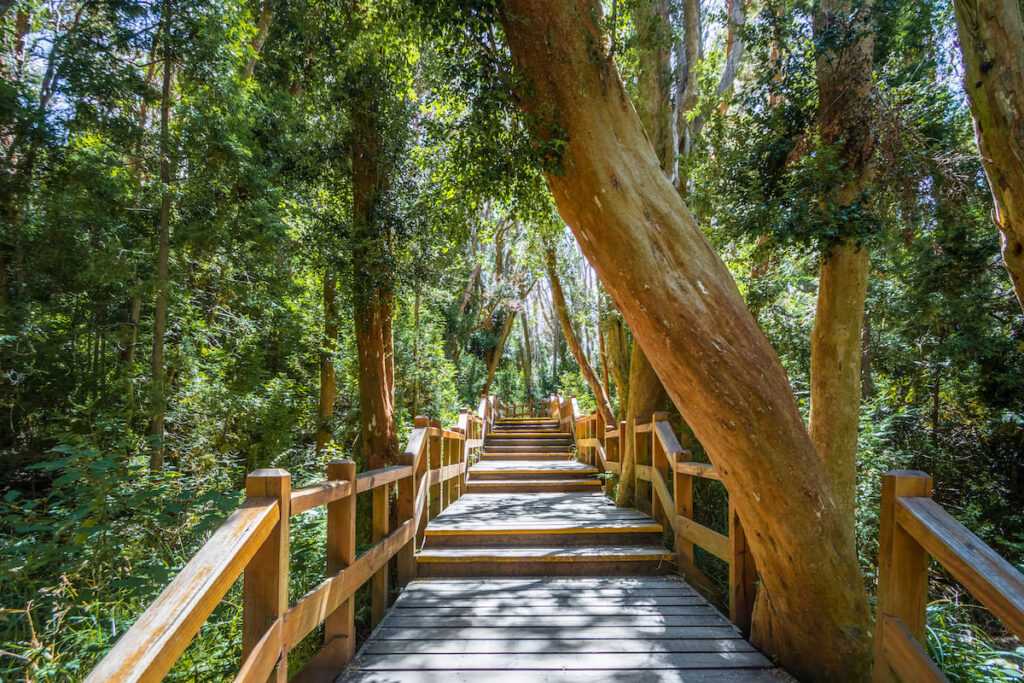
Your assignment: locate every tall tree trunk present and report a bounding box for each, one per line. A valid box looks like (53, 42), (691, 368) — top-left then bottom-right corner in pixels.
(601, 309), (630, 418)
(636, 0), (674, 181)
(615, 343), (665, 507)
(412, 284), (420, 417)
(501, 3), (872, 678)
(546, 249), (615, 424)
(521, 313), (534, 398)
(808, 0), (875, 532)
(352, 94), (398, 470)
(243, 0), (274, 80)
(316, 273), (338, 457)
(482, 311), (516, 395)
(953, 0), (1024, 314)
(149, 0), (173, 471)
(860, 308), (875, 399)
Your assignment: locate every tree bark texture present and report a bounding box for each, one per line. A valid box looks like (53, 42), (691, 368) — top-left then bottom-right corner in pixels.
(316, 273), (338, 457)
(521, 313), (534, 398)
(149, 0), (173, 471)
(954, 0), (1024, 314)
(614, 342), (666, 508)
(482, 310), (517, 395)
(546, 249), (615, 424)
(635, 0), (675, 181)
(808, 0), (875, 532)
(501, 3), (872, 678)
(352, 101), (398, 470)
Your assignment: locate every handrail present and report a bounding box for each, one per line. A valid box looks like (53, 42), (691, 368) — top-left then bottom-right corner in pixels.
(874, 470), (1024, 681)
(86, 402), (484, 682)
(550, 393), (757, 636)
(84, 497), (279, 682)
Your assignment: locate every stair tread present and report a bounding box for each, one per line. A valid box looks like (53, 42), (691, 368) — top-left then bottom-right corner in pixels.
(417, 546), (672, 560)
(468, 481), (602, 485)
(470, 461), (598, 473)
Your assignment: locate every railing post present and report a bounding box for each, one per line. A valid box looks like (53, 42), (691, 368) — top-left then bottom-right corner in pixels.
(429, 419), (442, 522)
(651, 412), (670, 526)
(414, 416), (430, 548)
(728, 500), (756, 638)
(243, 469), (290, 683)
(874, 470), (933, 682)
(320, 458), (358, 670)
(674, 452), (694, 571)
(452, 428), (465, 503)
(397, 420), (426, 587)
(371, 475), (390, 629)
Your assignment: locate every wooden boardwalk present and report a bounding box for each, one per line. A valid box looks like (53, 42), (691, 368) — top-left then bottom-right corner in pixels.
(340, 577), (786, 681)
(340, 417), (784, 681)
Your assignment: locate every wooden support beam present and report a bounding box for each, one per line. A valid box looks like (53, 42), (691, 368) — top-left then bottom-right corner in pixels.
(243, 469), (290, 683)
(728, 501), (756, 638)
(874, 470), (932, 683)
(371, 482), (390, 629)
(320, 458), (357, 673)
(429, 419), (443, 522)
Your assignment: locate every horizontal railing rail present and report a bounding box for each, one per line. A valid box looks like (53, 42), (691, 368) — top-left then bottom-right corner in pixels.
(550, 394), (756, 636)
(874, 470), (1024, 682)
(85, 398), (495, 683)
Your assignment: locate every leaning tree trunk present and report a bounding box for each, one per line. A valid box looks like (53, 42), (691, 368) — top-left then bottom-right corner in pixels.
(501, 3), (872, 679)
(482, 310), (517, 395)
(149, 0), (173, 471)
(521, 313), (534, 398)
(600, 307), (630, 418)
(352, 100), (398, 470)
(808, 0), (875, 532)
(615, 343), (666, 508)
(546, 249), (615, 424)
(315, 273), (338, 457)
(953, 0), (1024, 314)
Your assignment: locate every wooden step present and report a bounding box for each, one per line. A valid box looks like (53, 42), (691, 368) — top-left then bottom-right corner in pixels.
(424, 522), (663, 548)
(416, 545), (673, 577)
(479, 452), (575, 460)
(466, 479), (602, 494)
(469, 460), (599, 480)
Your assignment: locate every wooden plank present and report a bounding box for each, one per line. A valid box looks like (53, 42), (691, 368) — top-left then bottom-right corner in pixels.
(396, 596), (711, 608)
(352, 652), (771, 670)
(636, 464), (653, 481)
(356, 465), (412, 494)
(283, 520), (414, 651)
(381, 615), (731, 628)
(880, 615), (947, 683)
(233, 619), (282, 683)
(874, 470), (932, 681)
(372, 626), (742, 641)
(321, 458), (357, 672)
(361, 638), (754, 655)
(654, 421), (689, 460)
(371, 484), (389, 628)
(289, 480), (352, 516)
(675, 461), (720, 480)
(729, 502), (756, 638)
(342, 670), (789, 682)
(897, 496), (1024, 640)
(651, 467), (729, 561)
(390, 605), (721, 617)
(84, 498), (279, 683)
(242, 470), (289, 683)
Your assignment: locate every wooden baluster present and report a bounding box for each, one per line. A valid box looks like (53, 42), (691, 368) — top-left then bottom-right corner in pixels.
(321, 458), (357, 669)
(371, 477), (390, 628)
(652, 412), (670, 527)
(634, 418), (652, 515)
(451, 428), (464, 504)
(414, 416), (430, 549)
(728, 500), (756, 638)
(242, 469), (290, 683)
(397, 420), (428, 587)
(674, 456), (695, 574)
(429, 419), (442, 522)
(874, 470), (933, 682)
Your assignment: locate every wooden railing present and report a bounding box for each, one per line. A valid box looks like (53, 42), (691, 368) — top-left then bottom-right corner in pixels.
(873, 470), (1024, 682)
(501, 398), (548, 418)
(85, 397), (497, 683)
(548, 394), (756, 636)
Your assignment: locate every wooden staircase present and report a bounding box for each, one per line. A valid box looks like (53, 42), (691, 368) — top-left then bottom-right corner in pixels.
(416, 415), (672, 577)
